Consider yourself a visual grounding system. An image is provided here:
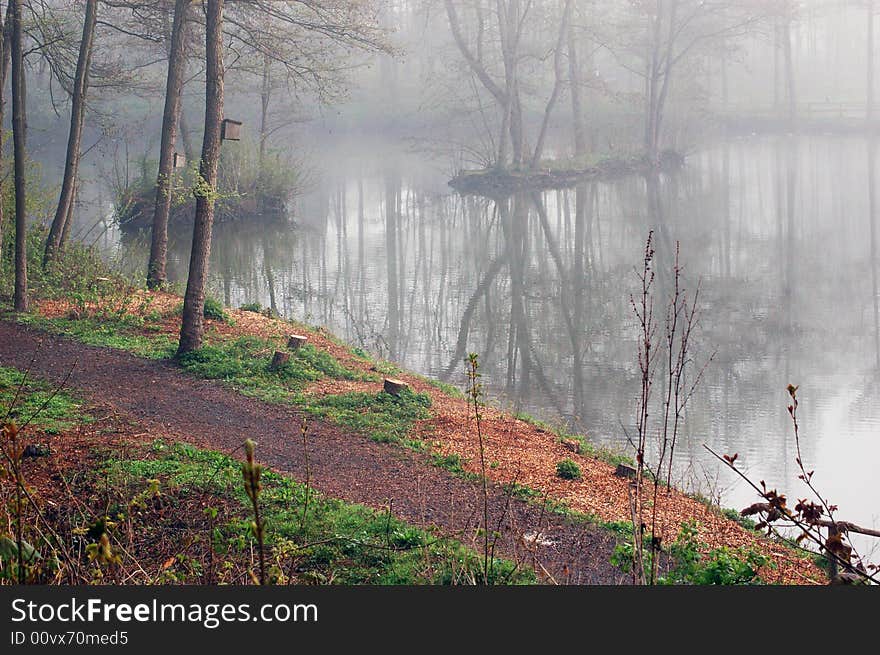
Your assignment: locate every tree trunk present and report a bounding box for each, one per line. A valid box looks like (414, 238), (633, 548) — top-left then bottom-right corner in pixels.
(60, 175), (77, 247)
(177, 0), (224, 355)
(530, 0), (572, 169)
(869, 0), (875, 122)
(567, 18), (586, 159)
(0, 0), (12, 253)
(385, 170), (399, 360)
(43, 0), (97, 267)
(0, 1), (12, 247)
(11, 0), (26, 312)
(783, 9), (797, 129)
(259, 52), (270, 167)
(148, 0), (192, 289)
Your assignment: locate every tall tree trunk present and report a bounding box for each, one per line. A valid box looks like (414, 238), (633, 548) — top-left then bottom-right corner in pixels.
(783, 7), (797, 129)
(567, 18), (586, 159)
(0, 1), (12, 253)
(869, 0), (875, 122)
(177, 0), (224, 355)
(385, 170), (399, 360)
(60, 176), (76, 247)
(644, 5), (663, 163)
(773, 19), (780, 110)
(530, 0), (572, 169)
(43, 0), (97, 266)
(148, 0), (192, 289)
(259, 52), (270, 167)
(11, 0), (26, 312)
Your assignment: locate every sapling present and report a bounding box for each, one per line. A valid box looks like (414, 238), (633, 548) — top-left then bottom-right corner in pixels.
(241, 438), (266, 585)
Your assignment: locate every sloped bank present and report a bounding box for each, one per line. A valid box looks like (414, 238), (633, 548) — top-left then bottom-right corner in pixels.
(0, 283), (826, 584)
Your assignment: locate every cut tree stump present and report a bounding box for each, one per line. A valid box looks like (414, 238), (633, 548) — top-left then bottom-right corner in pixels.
(269, 351), (290, 370)
(287, 334), (308, 350)
(383, 378), (409, 396)
(614, 463), (637, 479)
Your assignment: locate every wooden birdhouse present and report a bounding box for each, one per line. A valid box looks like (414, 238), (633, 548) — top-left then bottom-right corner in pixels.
(221, 118), (242, 141)
(173, 152), (186, 169)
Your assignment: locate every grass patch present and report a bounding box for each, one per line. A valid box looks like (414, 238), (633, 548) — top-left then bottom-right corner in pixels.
(414, 374), (466, 400)
(0, 366), (89, 434)
(14, 313), (176, 360)
(175, 337), (367, 396)
(300, 389), (432, 449)
(105, 440), (535, 584)
(556, 458), (582, 480)
(513, 411), (633, 468)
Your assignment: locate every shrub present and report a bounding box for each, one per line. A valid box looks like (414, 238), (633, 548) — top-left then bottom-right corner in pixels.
(203, 297), (228, 322)
(240, 302), (262, 313)
(556, 458), (582, 480)
(659, 521), (772, 585)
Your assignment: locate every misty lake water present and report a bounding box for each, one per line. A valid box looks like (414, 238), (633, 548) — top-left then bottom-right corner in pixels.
(78, 133), (880, 538)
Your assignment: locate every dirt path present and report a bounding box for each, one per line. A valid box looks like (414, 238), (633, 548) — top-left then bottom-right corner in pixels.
(0, 319), (626, 584)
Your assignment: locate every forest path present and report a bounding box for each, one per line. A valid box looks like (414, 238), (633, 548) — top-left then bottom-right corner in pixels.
(0, 319), (625, 584)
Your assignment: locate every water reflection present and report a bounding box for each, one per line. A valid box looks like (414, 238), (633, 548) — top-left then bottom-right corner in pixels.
(107, 135), (880, 530)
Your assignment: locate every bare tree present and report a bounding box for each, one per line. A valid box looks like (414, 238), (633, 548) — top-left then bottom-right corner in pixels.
(11, 0), (26, 313)
(0, 1), (12, 253)
(43, 0), (99, 267)
(147, 0), (192, 290)
(599, 0), (772, 163)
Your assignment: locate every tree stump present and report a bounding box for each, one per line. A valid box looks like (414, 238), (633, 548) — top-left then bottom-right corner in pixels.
(614, 463), (637, 479)
(269, 350), (290, 370)
(287, 334), (308, 350)
(561, 438), (581, 455)
(383, 378), (409, 396)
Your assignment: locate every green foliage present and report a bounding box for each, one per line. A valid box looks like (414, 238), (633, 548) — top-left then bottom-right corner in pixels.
(0, 366), (88, 434)
(659, 522), (772, 585)
(0, 160), (54, 297)
(513, 411), (633, 468)
(15, 314), (176, 360)
(301, 389), (432, 448)
(176, 337), (363, 391)
(113, 135), (302, 227)
(431, 453), (464, 474)
(721, 507), (758, 531)
(239, 302), (262, 313)
(202, 296), (228, 322)
(610, 521), (773, 585)
(556, 458), (582, 480)
(106, 440), (535, 585)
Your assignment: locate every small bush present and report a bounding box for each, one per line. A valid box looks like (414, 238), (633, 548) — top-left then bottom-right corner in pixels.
(240, 302), (262, 313)
(556, 458), (582, 480)
(203, 297), (228, 322)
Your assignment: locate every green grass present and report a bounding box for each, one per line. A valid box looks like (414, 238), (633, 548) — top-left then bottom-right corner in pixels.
(413, 374), (466, 399)
(0, 366), (89, 434)
(513, 411), (633, 468)
(176, 337), (366, 390)
(13, 313), (176, 360)
(106, 440), (536, 585)
(299, 389), (432, 449)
